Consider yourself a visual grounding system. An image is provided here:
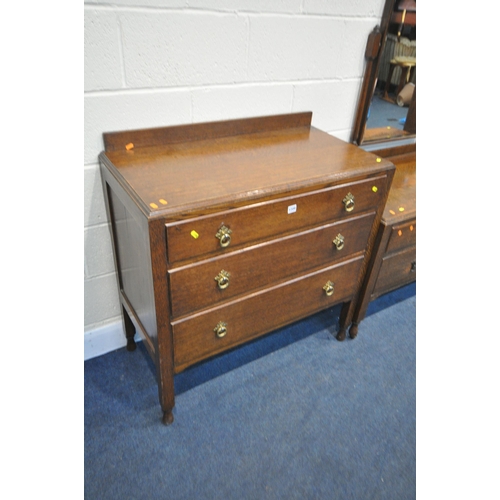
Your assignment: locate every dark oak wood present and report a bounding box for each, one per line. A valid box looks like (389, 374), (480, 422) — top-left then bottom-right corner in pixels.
(351, 143), (416, 331)
(165, 176), (387, 265)
(351, 0), (396, 146)
(403, 87), (416, 134)
(362, 127), (412, 144)
(100, 113), (395, 424)
(169, 213), (376, 318)
(122, 305), (137, 352)
(351, 0), (416, 147)
(103, 112), (313, 152)
(348, 0), (417, 334)
(101, 122), (391, 219)
(172, 255), (365, 372)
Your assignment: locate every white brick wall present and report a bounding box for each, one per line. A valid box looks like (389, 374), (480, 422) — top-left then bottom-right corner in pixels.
(84, 0), (385, 359)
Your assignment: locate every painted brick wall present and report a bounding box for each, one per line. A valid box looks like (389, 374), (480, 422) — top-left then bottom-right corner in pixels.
(84, 0), (385, 359)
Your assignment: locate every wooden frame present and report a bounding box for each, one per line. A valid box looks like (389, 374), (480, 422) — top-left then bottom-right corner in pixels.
(351, 0), (416, 147)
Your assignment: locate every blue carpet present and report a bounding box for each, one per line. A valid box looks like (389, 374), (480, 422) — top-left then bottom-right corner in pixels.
(366, 93), (409, 130)
(85, 283), (415, 499)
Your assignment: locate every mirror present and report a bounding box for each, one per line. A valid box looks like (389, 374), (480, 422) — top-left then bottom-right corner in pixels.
(351, 0), (416, 147)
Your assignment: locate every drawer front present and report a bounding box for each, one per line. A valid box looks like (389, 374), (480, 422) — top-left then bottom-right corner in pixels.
(386, 219), (416, 254)
(374, 246), (416, 297)
(166, 175), (388, 264)
(169, 212), (375, 318)
(172, 255), (364, 371)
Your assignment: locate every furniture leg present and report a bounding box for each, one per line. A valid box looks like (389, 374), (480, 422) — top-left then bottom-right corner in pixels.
(158, 361), (175, 426)
(162, 410), (174, 425)
(336, 302), (351, 341)
(349, 322), (359, 339)
(409, 66), (416, 84)
(383, 62), (396, 100)
(396, 66), (410, 96)
(122, 305), (136, 352)
(337, 298), (361, 340)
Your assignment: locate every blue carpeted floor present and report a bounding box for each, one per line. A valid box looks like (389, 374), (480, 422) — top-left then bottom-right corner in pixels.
(85, 282), (416, 499)
(366, 92), (409, 130)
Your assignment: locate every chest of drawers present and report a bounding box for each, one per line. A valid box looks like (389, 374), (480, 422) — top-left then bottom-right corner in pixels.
(99, 113), (395, 424)
(351, 144), (416, 336)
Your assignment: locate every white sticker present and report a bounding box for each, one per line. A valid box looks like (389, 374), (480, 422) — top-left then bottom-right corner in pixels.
(288, 204), (297, 214)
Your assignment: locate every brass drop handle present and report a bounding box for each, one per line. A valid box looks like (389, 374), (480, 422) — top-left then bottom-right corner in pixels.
(343, 192), (355, 212)
(333, 233), (345, 251)
(411, 261), (416, 273)
(215, 225), (232, 248)
(323, 281), (335, 297)
(214, 270), (231, 290)
(214, 321), (228, 338)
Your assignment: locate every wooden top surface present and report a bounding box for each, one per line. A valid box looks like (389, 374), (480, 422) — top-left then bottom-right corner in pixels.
(99, 113), (394, 218)
(381, 149), (416, 223)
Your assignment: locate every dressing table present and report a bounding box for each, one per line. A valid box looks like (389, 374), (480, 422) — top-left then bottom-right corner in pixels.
(347, 0), (416, 338)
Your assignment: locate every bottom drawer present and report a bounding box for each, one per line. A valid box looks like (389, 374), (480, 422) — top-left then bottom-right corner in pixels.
(373, 246), (416, 297)
(172, 255), (364, 372)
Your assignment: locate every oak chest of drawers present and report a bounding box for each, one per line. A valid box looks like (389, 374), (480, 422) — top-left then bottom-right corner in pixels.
(351, 143), (416, 334)
(99, 113), (395, 424)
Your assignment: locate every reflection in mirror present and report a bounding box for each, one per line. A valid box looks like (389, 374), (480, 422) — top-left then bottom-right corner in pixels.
(351, 0), (416, 146)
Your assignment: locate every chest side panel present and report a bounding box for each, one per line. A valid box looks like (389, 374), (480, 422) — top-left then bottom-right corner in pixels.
(103, 178), (158, 352)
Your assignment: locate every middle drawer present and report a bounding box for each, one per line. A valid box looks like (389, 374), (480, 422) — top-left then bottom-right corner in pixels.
(168, 211), (375, 318)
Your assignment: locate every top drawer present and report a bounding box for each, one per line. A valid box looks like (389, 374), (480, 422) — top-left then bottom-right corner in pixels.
(385, 218), (416, 254)
(165, 174), (389, 264)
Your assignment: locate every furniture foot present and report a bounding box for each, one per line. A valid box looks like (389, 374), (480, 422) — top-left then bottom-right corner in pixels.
(162, 410), (174, 426)
(349, 322), (359, 339)
(336, 328), (346, 341)
(126, 338), (137, 352)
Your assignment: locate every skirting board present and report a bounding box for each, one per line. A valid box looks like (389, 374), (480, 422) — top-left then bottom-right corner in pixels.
(84, 321), (140, 361)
